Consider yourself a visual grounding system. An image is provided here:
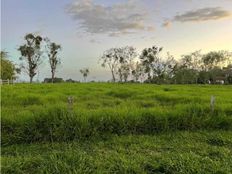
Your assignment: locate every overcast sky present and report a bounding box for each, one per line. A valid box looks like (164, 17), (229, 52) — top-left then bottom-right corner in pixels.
(1, 0), (232, 81)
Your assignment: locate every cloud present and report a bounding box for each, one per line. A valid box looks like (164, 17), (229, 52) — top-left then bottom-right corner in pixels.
(66, 0), (154, 36)
(108, 31), (135, 37)
(89, 39), (100, 43)
(146, 26), (155, 31)
(162, 20), (172, 28)
(173, 7), (231, 22)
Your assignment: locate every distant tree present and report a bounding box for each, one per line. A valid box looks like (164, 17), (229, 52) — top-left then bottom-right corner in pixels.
(117, 46), (137, 82)
(0, 51), (20, 80)
(131, 61), (144, 82)
(224, 64), (232, 84)
(80, 68), (89, 82)
(118, 64), (130, 82)
(201, 51), (231, 83)
(43, 77), (63, 83)
(179, 51), (202, 84)
(152, 52), (176, 84)
(202, 51), (229, 70)
(18, 33), (43, 83)
(100, 48), (119, 82)
(100, 46), (137, 82)
(173, 66), (198, 84)
(140, 46), (163, 82)
(45, 39), (61, 83)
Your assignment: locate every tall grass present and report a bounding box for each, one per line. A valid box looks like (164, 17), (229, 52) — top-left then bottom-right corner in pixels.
(1, 83), (232, 145)
(2, 131), (232, 174)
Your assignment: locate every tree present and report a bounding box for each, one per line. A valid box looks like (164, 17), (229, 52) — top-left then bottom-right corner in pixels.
(0, 51), (19, 80)
(117, 46), (137, 82)
(202, 51), (229, 70)
(179, 51), (202, 84)
(140, 46), (163, 82)
(131, 61), (144, 82)
(80, 68), (89, 82)
(100, 46), (137, 82)
(118, 64), (130, 82)
(201, 51), (231, 83)
(152, 52), (176, 84)
(18, 33), (43, 83)
(45, 39), (61, 83)
(100, 48), (121, 82)
(224, 64), (232, 84)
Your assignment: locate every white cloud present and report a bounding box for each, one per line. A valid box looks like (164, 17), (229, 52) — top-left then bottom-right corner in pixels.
(66, 0), (154, 36)
(173, 7), (231, 22)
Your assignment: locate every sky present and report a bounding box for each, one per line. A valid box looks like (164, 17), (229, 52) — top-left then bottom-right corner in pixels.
(1, 0), (232, 81)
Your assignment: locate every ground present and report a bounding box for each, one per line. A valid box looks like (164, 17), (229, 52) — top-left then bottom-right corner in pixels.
(1, 83), (232, 173)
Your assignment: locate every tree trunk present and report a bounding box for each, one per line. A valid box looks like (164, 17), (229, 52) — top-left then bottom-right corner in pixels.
(30, 76), (33, 83)
(51, 70), (55, 83)
(148, 72), (151, 83)
(111, 70), (116, 82)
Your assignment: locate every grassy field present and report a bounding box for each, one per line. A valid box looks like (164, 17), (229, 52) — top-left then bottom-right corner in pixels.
(1, 83), (232, 173)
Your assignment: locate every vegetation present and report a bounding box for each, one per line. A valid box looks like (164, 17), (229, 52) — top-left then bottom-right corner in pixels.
(2, 32), (231, 84)
(45, 38), (62, 83)
(80, 68), (90, 82)
(1, 32), (232, 173)
(2, 131), (232, 174)
(99, 46), (231, 84)
(18, 34), (43, 83)
(0, 51), (20, 80)
(2, 84), (232, 143)
(1, 83), (232, 173)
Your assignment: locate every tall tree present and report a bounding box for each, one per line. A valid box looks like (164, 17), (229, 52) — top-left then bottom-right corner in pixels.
(46, 39), (61, 83)
(140, 46), (163, 82)
(100, 48), (120, 82)
(18, 33), (43, 83)
(117, 46), (137, 82)
(80, 68), (90, 82)
(118, 64), (130, 82)
(180, 50), (202, 84)
(150, 52), (176, 84)
(202, 51), (230, 70)
(131, 61), (144, 82)
(100, 46), (137, 82)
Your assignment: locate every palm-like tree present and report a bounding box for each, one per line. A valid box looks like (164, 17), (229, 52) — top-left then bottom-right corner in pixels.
(80, 68), (90, 82)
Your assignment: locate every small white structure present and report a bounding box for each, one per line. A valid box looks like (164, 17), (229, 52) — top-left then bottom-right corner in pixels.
(0, 79), (15, 85)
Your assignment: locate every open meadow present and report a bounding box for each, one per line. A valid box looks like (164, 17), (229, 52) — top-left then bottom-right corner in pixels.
(1, 83), (232, 173)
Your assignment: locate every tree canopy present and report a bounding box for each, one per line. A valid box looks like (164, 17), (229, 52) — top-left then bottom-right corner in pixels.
(0, 51), (19, 80)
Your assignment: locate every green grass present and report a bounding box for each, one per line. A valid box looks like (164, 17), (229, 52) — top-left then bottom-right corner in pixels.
(2, 131), (232, 174)
(1, 83), (232, 173)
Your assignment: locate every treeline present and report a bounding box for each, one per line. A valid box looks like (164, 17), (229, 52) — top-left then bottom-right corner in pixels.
(99, 46), (232, 84)
(1, 33), (232, 84)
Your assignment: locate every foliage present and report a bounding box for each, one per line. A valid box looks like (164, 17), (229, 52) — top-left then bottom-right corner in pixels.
(100, 46), (137, 82)
(140, 46), (163, 82)
(80, 68), (90, 82)
(0, 51), (19, 80)
(131, 61), (144, 82)
(18, 33), (43, 83)
(43, 77), (64, 83)
(45, 38), (62, 83)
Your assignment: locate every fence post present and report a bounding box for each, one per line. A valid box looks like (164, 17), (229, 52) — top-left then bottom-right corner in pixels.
(7, 79), (10, 85)
(67, 96), (74, 112)
(210, 95), (215, 113)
